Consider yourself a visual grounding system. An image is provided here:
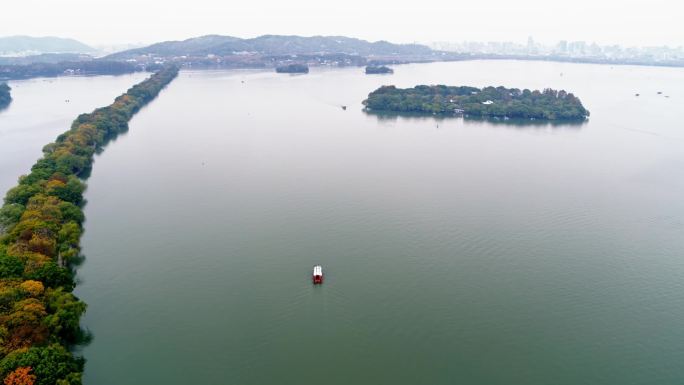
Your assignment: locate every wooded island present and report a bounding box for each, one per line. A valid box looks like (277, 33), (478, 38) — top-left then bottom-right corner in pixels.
(0, 66), (178, 385)
(0, 83), (10, 109)
(365, 65), (393, 74)
(363, 85), (589, 120)
(275, 63), (309, 73)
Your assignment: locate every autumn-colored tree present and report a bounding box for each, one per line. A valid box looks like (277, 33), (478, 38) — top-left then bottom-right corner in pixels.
(3, 366), (35, 385)
(18, 282), (43, 298)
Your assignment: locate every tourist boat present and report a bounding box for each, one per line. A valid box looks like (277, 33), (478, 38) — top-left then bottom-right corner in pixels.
(312, 265), (323, 284)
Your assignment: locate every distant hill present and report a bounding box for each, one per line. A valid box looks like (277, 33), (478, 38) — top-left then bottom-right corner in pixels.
(0, 36), (96, 56)
(106, 35), (434, 59)
(108, 35), (242, 57)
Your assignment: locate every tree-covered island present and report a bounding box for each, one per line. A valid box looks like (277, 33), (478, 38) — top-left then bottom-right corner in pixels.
(0, 65), (178, 384)
(0, 83), (11, 109)
(275, 63), (309, 73)
(363, 85), (589, 120)
(365, 65), (393, 74)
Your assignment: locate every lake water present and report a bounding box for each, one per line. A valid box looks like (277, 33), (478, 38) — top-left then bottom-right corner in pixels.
(0, 73), (149, 195)
(3, 61), (684, 384)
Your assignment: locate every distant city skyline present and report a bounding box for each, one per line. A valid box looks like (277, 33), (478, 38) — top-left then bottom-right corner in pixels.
(3, 0), (682, 48)
(430, 38), (684, 64)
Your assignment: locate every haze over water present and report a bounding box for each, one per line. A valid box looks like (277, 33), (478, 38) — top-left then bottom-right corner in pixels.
(2, 61), (683, 384)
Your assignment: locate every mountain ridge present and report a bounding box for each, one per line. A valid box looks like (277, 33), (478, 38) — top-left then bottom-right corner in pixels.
(105, 34), (434, 59)
(0, 35), (96, 56)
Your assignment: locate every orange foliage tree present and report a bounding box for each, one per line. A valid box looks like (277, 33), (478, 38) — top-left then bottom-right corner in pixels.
(3, 367), (35, 385)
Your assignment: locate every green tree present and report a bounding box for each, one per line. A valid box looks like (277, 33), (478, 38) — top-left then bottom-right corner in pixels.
(0, 345), (83, 385)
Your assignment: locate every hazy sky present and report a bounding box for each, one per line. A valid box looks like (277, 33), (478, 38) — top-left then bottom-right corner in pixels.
(4, 0), (682, 47)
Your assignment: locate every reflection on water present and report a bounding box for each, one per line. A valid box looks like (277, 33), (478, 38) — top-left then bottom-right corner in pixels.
(364, 110), (588, 129)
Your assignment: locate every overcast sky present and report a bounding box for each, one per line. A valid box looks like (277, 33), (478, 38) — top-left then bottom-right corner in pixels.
(4, 0), (682, 47)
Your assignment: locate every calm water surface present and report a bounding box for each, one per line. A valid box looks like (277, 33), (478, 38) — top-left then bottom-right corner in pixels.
(0, 73), (149, 195)
(5, 61), (684, 384)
